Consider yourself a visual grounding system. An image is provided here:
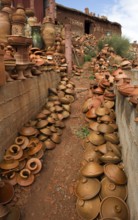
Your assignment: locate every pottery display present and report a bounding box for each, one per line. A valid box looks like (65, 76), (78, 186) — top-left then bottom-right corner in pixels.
(100, 196), (130, 220)
(75, 177), (101, 200)
(76, 196), (101, 220)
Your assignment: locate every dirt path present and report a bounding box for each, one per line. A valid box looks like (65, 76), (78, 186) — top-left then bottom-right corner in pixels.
(15, 70), (91, 220)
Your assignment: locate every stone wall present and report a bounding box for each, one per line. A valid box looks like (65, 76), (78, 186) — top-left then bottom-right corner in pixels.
(0, 71), (60, 160)
(115, 70), (138, 220)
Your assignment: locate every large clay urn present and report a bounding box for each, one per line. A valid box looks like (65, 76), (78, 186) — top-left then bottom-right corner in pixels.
(41, 16), (56, 50)
(0, 8), (11, 44)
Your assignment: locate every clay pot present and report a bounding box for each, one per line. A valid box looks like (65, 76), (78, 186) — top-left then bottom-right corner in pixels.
(104, 164), (127, 185)
(75, 177), (101, 200)
(82, 98), (93, 113)
(104, 133), (119, 144)
(76, 196), (101, 220)
(88, 131), (105, 146)
(100, 177), (127, 200)
(15, 136), (29, 150)
(44, 139), (56, 150)
(17, 168), (35, 186)
(100, 196), (130, 220)
(95, 144), (107, 154)
(103, 100), (115, 109)
(42, 17), (56, 49)
(81, 162), (103, 177)
(40, 127), (52, 136)
(51, 133), (61, 144)
(6, 144), (23, 160)
(97, 123), (115, 134)
(99, 115), (113, 123)
(26, 158), (42, 174)
(0, 180), (14, 204)
(86, 108), (97, 119)
(0, 155), (19, 170)
(19, 126), (38, 137)
(96, 106), (110, 116)
(100, 151), (121, 164)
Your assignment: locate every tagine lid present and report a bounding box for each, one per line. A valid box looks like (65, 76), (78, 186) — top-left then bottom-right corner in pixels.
(81, 162), (104, 177)
(104, 164), (127, 185)
(15, 136), (29, 150)
(75, 177), (101, 200)
(100, 151), (121, 164)
(100, 196), (130, 220)
(76, 196), (101, 220)
(19, 126), (38, 136)
(28, 141), (43, 156)
(100, 177), (127, 200)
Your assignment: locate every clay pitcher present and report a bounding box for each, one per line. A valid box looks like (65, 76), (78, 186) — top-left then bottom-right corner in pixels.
(41, 16), (56, 50)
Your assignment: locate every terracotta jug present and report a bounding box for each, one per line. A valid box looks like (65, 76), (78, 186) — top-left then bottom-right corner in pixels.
(42, 16), (56, 49)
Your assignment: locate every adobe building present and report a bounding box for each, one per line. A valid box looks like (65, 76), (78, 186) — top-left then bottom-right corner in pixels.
(12, 0), (121, 39)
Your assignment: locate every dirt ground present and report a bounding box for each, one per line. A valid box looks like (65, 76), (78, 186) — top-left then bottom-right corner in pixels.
(9, 64), (92, 220)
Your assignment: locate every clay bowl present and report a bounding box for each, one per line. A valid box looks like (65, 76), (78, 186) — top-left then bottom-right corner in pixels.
(104, 164), (127, 185)
(28, 141), (43, 156)
(15, 136), (29, 150)
(19, 126), (38, 137)
(81, 162), (104, 178)
(100, 177), (127, 201)
(88, 131), (105, 146)
(0, 180), (14, 205)
(6, 145), (23, 160)
(100, 196), (130, 220)
(40, 127), (52, 136)
(75, 177), (101, 200)
(76, 196), (101, 220)
(36, 120), (48, 129)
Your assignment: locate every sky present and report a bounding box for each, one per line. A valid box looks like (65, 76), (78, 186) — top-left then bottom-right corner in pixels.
(56, 0), (138, 43)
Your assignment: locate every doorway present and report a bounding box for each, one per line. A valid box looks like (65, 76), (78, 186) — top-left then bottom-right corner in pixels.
(84, 20), (91, 34)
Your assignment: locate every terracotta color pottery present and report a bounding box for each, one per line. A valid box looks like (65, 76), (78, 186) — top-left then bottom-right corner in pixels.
(40, 127), (52, 136)
(95, 144), (107, 155)
(100, 196), (130, 220)
(96, 106), (110, 116)
(17, 169), (35, 186)
(88, 131), (105, 146)
(36, 120), (48, 129)
(89, 121), (100, 131)
(100, 151), (121, 164)
(19, 126), (38, 137)
(6, 145), (23, 160)
(99, 115), (113, 123)
(97, 123), (115, 134)
(104, 133), (119, 144)
(33, 149), (44, 159)
(28, 141), (43, 156)
(0, 9), (11, 44)
(0, 155), (19, 170)
(86, 108), (97, 119)
(44, 139), (56, 150)
(103, 100), (115, 109)
(100, 177), (127, 200)
(82, 98), (93, 113)
(76, 196), (101, 220)
(81, 162), (104, 177)
(75, 177), (101, 200)
(5, 171), (17, 186)
(106, 142), (121, 158)
(5, 206), (20, 220)
(0, 204), (9, 219)
(104, 164), (127, 185)
(0, 180), (14, 204)
(15, 136), (29, 150)
(50, 133), (61, 144)
(83, 148), (101, 163)
(26, 158), (42, 174)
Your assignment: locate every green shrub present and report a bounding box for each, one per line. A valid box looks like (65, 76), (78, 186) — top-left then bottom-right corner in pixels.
(97, 35), (131, 58)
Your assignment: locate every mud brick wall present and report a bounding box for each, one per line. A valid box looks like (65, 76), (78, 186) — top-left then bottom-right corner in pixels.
(0, 71), (60, 159)
(115, 71), (138, 219)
